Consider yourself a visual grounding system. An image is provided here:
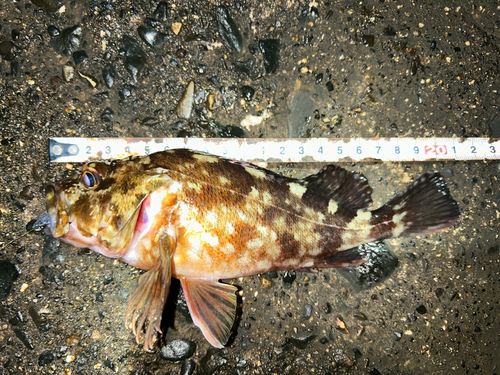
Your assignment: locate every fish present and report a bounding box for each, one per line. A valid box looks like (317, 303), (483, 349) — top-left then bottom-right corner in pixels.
(37, 149), (460, 350)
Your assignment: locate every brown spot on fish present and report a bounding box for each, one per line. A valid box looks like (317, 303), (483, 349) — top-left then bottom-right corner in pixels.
(278, 231), (301, 260)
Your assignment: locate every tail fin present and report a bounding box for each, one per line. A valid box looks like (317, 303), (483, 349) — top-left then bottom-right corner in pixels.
(373, 173), (460, 238)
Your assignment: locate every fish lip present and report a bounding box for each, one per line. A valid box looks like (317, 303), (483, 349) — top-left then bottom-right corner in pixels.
(32, 212), (50, 232)
(44, 184), (71, 238)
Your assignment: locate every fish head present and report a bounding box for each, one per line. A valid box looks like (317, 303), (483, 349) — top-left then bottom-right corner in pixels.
(43, 156), (172, 256)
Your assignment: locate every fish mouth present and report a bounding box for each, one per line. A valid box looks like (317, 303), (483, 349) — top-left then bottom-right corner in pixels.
(32, 212), (51, 234)
(43, 184), (72, 238)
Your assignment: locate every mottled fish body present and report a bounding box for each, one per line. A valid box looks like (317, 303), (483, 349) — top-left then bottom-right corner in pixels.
(41, 149), (460, 349)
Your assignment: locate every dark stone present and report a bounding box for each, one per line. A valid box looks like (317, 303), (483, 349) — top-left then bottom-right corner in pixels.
(95, 292), (104, 302)
(141, 117), (159, 127)
(352, 348), (362, 359)
(415, 304), (427, 314)
(101, 107), (114, 122)
(14, 329), (34, 350)
(234, 58), (261, 80)
(315, 73), (323, 83)
(435, 288), (444, 298)
(487, 244), (499, 254)
(383, 25), (396, 36)
(325, 81), (334, 92)
(153, 2), (168, 21)
(38, 350), (55, 366)
(290, 332), (316, 349)
(216, 6), (243, 53)
(72, 50), (88, 64)
(336, 242), (399, 290)
(31, 0), (62, 13)
(103, 359), (116, 371)
(102, 63), (116, 88)
(11, 29), (20, 41)
(138, 25), (168, 48)
(0, 260), (20, 300)
(47, 25), (60, 37)
(159, 339), (196, 361)
(50, 25), (83, 55)
(218, 125), (246, 138)
(430, 40), (437, 50)
(181, 359), (196, 375)
(283, 270), (296, 288)
(321, 302), (331, 314)
(122, 36), (147, 81)
(362, 34), (375, 47)
(367, 368), (382, 375)
(310, 6), (319, 19)
(144, 18), (162, 28)
(11, 61), (20, 76)
(91, 91), (109, 102)
(117, 84), (137, 100)
(0, 41), (14, 60)
(240, 85), (255, 101)
(259, 39), (280, 74)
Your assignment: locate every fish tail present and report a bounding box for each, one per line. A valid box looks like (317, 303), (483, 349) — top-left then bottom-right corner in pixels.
(372, 173), (460, 238)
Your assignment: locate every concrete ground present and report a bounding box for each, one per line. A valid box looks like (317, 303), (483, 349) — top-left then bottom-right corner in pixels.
(0, 0), (499, 374)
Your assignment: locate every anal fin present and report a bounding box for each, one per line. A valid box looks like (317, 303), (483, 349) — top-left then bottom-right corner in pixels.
(181, 279), (237, 348)
(312, 247), (367, 268)
(125, 236), (173, 350)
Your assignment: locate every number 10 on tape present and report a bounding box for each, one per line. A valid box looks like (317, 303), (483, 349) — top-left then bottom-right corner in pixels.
(48, 137), (500, 163)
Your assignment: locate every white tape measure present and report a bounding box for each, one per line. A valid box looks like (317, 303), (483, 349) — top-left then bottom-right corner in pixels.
(49, 137), (500, 164)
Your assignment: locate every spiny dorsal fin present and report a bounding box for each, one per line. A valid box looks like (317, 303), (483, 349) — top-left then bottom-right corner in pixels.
(301, 165), (373, 212)
(180, 279), (238, 348)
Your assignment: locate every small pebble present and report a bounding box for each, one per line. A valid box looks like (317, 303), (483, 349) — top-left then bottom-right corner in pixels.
(217, 6), (243, 53)
(153, 2), (168, 21)
(415, 304), (427, 314)
(159, 339), (196, 361)
(240, 85), (255, 101)
(0, 260), (20, 299)
(259, 39), (280, 74)
(102, 64), (116, 88)
(181, 359), (196, 375)
(171, 23), (182, 36)
(38, 350), (56, 366)
(177, 81), (195, 119)
(72, 50), (88, 64)
(259, 276), (272, 289)
(62, 65), (74, 82)
(302, 304), (313, 319)
(47, 25), (60, 37)
(282, 270), (296, 288)
(50, 25), (82, 55)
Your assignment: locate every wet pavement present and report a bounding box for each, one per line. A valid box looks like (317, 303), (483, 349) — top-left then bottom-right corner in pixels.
(1, 0), (499, 374)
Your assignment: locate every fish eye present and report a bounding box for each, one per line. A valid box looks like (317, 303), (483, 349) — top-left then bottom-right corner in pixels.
(81, 168), (102, 189)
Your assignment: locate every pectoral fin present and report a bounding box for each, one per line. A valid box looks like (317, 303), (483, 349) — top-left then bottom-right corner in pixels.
(181, 279), (238, 348)
(125, 236), (173, 350)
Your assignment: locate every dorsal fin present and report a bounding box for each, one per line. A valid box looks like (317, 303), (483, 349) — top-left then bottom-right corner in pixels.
(301, 165), (373, 212)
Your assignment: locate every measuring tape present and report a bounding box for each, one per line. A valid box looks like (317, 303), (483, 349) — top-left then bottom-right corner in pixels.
(49, 137), (500, 164)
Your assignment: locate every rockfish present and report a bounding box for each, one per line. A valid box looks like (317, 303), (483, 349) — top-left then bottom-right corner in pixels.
(37, 149), (460, 349)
